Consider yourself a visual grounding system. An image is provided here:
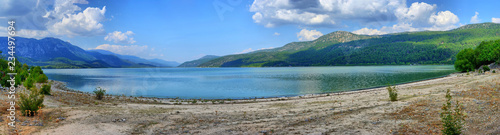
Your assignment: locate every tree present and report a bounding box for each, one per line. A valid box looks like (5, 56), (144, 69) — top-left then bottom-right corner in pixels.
(454, 48), (475, 72)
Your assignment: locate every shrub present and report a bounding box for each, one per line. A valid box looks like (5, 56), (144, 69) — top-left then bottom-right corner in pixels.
(36, 74), (48, 83)
(387, 84), (398, 101)
(441, 89), (465, 135)
(482, 66), (490, 72)
(93, 87), (106, 100)
(40, 84), (51, 95)
(23, 77), (34, 89)
(493, 70), (496, 73)
(19, 87), (44, 116)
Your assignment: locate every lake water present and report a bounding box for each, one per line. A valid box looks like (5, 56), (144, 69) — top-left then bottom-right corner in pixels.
(43, 66), (456, 99)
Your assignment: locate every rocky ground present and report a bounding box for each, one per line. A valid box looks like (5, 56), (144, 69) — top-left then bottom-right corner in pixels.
(0, 70), (498, 135)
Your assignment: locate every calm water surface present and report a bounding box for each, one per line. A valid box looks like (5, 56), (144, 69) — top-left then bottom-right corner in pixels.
(43, 66), (456, 99)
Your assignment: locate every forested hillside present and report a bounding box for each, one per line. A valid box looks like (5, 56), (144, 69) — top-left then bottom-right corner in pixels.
(200, 23), (500, 67)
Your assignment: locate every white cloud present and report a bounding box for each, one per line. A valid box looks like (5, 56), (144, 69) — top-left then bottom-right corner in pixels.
(49, 6), (106, 37)
(351, 2), (460, 35)
(274, 32), (280, 36)
(297, 29), (323, 41)
(0, 0), (107, 38)
(428, 11), (459, 27)
(493, 18), (500, 23)
(105, 31), (136, 44)
(470, 12), (480, 23)
(250, 0), (404, 27)
(251, 0), (460, 35)
(395, 2), (436, 27)
(352, 28), (387, 35)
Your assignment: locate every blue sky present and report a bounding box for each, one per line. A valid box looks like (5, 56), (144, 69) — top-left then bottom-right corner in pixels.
(1, 0), (500, 63)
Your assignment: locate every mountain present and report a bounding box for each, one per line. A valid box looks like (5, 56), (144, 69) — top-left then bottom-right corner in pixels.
(0, 37), (172, 68)
(89, 49), (179, 67)
(178, 55), (220, 67)
(200, 23), (500, 67)
(149, 58), (180, 67)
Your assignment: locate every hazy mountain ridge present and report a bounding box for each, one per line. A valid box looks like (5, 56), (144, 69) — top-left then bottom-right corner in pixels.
(88, 49), (180, 67)
(178, 55), (220, 67)
(0, 37), (177, 68)
(199, 23), (500, 67)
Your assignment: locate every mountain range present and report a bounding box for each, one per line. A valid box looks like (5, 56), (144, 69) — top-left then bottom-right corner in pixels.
(198, 23), (500, 67)
(0, 37), (179, 68)
(2, 23), (500, 68)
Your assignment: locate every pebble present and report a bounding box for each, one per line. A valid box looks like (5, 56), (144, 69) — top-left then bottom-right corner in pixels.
(112, 118), (127, 122)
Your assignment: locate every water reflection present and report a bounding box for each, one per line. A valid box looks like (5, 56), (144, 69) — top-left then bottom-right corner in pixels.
(43, 66), (456, 99)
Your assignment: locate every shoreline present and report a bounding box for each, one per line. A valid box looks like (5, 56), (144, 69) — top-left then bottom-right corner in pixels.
(0, 70), (497, 134)
(49, 72), (459, 105)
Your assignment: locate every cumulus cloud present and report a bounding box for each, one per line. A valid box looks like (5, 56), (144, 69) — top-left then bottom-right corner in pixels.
(297, 29), (323, 41)
(274, 32), (280, 36)
(470, 12), (480, 23)
(352, 28), (387, 35)
(250, 0), (404, 27)
(352, 1), (459, 35)
(493, 18), (500, 23)
(0, 0), (107, 38)
(49, 6), (106, 37)
(105, 31), (136, 44)
(395, 2), (436, 27)
(250, 0), (460, 35)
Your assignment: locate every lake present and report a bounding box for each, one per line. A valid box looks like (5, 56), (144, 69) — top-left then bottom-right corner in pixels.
(43, 66), (456, 99)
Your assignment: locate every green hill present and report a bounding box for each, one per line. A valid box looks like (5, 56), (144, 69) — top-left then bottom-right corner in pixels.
(200, 23), (500, 67)
(178, 55), (220, 67)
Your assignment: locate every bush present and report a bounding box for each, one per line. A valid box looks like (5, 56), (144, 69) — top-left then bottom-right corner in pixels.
(36, 74), (48, 83)
(23, 77), (34, 89)
(387, 84), (398, 101)
(441, 89), (465, 135)
(40, 84), (51, 95)
(93, 87), (106, 100)
(493, 70), (496, 73)
(482, 66), (490, 72)
(19, 87), (45, 116)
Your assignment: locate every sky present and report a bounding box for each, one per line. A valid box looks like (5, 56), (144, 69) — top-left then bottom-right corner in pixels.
(0, 0), (499, 63)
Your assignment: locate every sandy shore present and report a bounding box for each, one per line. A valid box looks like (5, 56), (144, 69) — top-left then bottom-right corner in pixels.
(0, 70), (499, 134)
